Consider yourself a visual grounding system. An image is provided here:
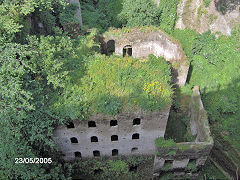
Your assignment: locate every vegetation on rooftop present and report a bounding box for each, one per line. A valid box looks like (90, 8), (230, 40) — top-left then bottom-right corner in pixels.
(52, 54), (173, 118)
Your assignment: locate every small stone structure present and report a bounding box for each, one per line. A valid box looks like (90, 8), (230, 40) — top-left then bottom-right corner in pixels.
(101, 28), (189, 87)
(153, 87), (214, 179)
(53, 108), (170, 160)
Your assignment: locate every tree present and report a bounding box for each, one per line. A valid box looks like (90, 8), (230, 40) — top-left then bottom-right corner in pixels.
(119, 0), (160, 27)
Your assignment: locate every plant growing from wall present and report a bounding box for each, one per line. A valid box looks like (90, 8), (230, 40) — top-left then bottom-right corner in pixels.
(186, 161), (197, 171)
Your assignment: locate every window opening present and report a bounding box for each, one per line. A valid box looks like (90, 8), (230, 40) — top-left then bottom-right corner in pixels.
(112, 149), (118, 156)
(132, 133), (139, 140)
(111, 135), (118, 141)
(67, 122), (75, 128)
(123, 45), (132, 57)
(133, 118), (141, 125)
(70, 137), (78, 143)
(110, 120), (118, 126)
(88, 121), (96, 127)
(91, 136), (98, 142)
(93, 150), (100, 157)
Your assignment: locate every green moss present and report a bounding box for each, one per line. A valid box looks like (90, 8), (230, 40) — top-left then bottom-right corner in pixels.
(168, 150), (177, 156)
(208, 14), (217, 24)
(198, 159), (226, 179)
(177, 143), (191, 151)
(186, 161), (197, 171)
(197, 5), (208, 22)
(162, 161), (173, 171)
(182, 0), (193, 26)
(72, 156), (153, 179)
(203, 0), (211, 7)
(155, 137), (177, 148)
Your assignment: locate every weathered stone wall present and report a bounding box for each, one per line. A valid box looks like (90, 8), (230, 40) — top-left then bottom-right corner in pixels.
(176, 0), (240, 36)
(53, 108), (170, 161)
(102, 28), (189, 87)
(153, 87), (213, 179)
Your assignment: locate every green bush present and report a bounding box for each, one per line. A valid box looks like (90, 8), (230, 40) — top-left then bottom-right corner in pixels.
(94, 94), (122, 115)
(155, 137), (177, 148)
(204, 0), (211, 7)
(158, 0), (180, 33)
(119, 0), (160, 27)
(59, 3), (79, 26)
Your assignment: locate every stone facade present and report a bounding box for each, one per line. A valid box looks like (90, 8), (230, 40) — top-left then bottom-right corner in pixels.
(101, 28), (189, 87)
(53, 108), (170, 161)
(53, 87), (213, 179)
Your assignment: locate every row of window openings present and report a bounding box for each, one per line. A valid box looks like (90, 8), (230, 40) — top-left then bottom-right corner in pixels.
(74, 147), (138, 158)
(67, 118), (141, 129)
(70, 134), (140, 144)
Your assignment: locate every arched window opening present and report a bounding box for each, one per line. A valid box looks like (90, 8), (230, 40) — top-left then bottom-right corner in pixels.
(123, 45), (132, 57)
(70, 137), (78, 143)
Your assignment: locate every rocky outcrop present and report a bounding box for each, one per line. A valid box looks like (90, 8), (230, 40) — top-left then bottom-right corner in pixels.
(68, 0), (83, 26)
(176, 0), (240, 36)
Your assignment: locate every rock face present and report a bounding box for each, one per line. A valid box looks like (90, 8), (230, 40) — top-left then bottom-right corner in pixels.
(68, 0), (83, 26)
(176, 0), (240, 36)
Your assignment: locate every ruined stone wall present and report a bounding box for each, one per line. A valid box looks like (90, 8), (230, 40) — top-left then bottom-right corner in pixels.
(153, 87), (213, 179)
(53, 108), (170, 161)
(102, 28), (189, 87)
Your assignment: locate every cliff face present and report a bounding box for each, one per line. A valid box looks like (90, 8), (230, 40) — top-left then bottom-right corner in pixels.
(175, 0), (240, 36)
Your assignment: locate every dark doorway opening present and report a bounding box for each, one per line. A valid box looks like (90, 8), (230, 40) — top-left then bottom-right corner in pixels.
(93, 150), (100, 157)
(112, 149), (118, 156)
(129, 165), (138, 172)
(123, 45), (132, 57)
(94, 169), (103, 175)
(74, 151), (81, 158)
(107, 40), (115, 55)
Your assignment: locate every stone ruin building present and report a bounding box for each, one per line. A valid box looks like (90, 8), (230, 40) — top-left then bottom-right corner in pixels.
(53, 28), (213, 179)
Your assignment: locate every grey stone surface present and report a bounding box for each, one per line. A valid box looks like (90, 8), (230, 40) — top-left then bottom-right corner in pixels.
(53, 109), (170, 160)
(153, 157), (165, 172)
(196, 156), (208, 167)
(173, 159), (189, 169)
(176, 0), (240, 36)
